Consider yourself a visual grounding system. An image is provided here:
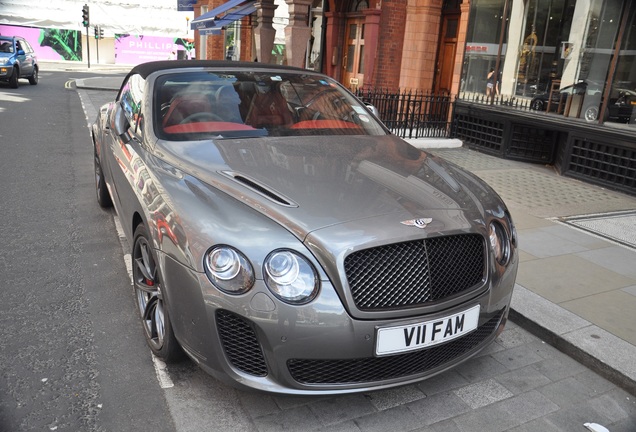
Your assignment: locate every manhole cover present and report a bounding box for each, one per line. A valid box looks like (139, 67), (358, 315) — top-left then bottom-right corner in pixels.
(559, 211), (636, 249)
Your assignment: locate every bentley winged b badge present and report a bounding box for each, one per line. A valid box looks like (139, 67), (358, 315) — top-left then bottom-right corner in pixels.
(400, 218), (433, 229)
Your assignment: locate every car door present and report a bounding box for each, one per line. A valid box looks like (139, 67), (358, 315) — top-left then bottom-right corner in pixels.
(105, 73), (148, 238)
(16, 39), (33, 76)
(22, 40), (35, 74)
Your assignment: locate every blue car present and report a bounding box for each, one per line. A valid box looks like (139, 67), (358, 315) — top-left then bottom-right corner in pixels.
(0, 36), (38, 88)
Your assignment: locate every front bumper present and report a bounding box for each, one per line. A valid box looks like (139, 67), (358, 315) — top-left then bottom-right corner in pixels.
(160, 251), (517, 395)
(0, 65), (15, 79)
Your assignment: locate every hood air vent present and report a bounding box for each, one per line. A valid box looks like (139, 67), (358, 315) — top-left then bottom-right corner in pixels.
(221, 171), (298, 208)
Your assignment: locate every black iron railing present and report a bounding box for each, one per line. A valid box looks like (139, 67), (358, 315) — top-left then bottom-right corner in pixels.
(356, 88), (453, 139)
(458, 93), (534, 110)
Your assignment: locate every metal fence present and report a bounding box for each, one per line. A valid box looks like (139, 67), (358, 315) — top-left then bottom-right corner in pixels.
(458, 92), (534, 111)
(355, 88), (453, 139)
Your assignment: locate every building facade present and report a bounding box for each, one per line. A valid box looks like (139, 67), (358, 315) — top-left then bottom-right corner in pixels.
(191, 0), (460, 93)
(193, 0), (635, 127)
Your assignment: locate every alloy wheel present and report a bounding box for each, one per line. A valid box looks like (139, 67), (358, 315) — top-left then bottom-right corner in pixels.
(584, 106), (599, 122)
(133, 235), (165, 352)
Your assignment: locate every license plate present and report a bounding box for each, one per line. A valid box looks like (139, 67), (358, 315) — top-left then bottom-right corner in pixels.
(375, 305), (480, 356)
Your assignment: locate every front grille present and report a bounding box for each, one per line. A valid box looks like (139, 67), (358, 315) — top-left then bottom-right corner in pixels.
(216, 310), (268, 377)
(344, 234), (485, 311)
(288, 310), (503, 385)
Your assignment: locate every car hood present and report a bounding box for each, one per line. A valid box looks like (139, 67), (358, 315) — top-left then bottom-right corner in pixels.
(155, 134), (496, 240)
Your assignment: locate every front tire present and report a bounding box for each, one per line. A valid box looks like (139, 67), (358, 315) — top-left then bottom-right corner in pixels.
(9, 67), (19, 88)
(132, 224), (183, 361)
(94, 147), (112, 208)
(28, 66), (38, 85)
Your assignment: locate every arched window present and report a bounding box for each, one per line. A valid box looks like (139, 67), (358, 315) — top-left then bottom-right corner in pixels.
(349, 0), (368, 12)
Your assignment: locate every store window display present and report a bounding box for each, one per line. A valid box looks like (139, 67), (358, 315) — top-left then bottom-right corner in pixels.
(460, 0), (636, 126)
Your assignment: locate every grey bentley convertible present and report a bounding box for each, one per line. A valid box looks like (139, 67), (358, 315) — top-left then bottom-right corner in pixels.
(92, 60), (518, 394)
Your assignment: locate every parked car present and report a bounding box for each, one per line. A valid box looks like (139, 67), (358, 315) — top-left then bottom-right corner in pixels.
(530, 81), (635, 123)
(92, 60), (518, 394)
(0, 35), (38, 88)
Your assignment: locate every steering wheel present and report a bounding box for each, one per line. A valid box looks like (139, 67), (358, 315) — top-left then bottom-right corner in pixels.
(181, 112), (224, 123)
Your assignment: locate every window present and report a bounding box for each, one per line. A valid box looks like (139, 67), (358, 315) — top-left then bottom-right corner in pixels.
(118, 74), (146, 137)
(461, 0), (636, 126)
(460, 0), (507, 94)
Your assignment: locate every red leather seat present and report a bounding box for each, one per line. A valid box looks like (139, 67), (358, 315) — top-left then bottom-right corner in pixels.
(162, 93), (213, 127)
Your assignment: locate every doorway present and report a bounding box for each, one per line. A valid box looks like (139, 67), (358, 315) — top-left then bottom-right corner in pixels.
(343, 17), (365, 91)
(435, 14), (459, 94)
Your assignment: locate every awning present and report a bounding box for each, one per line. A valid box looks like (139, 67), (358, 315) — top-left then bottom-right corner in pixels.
(190, 0), (252, 29)
(207, 2), (256, 30)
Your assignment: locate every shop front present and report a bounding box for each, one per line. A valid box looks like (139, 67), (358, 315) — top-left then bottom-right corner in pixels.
(460, 0), (636, 125)
(455, 0), (636, 195)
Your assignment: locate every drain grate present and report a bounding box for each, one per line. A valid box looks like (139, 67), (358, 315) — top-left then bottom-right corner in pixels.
(559, 211), (636, 250)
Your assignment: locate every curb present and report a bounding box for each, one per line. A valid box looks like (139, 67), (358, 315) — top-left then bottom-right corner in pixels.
(510, 285), (636, 396)
(406, 138), (463, 149)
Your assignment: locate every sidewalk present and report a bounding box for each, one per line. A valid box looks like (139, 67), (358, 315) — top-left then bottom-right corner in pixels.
(407, 139), (636, 396)
(67, 69), (636, 396)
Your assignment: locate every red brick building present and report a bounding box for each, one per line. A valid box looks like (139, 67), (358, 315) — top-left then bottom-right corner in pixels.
(191, 0), (463, 94)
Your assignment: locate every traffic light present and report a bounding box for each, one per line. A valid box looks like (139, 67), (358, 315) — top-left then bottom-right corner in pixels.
(99, 27), (104, 39)
(81, 4), (90, 27)
(94, 26), (99, 39)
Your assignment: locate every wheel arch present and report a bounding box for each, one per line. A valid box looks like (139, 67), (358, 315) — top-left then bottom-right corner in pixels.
(132, 212), (144, 240)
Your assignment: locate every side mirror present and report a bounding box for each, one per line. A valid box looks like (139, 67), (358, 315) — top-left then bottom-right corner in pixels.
(111, 104), (132, 144)
(17, 49), (25, 56)
(365, 103), (380, 118)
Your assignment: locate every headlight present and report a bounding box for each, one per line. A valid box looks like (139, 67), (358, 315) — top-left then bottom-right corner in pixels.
(489, 221), (510, 266)
(264, 250), (319, 304)
(204, 246), (254, 294)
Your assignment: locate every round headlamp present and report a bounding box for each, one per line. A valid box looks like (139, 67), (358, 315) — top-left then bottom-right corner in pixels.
(204, 246), (254, 294)
(264, 250), (319, 304)
(489, 221), (510, 266)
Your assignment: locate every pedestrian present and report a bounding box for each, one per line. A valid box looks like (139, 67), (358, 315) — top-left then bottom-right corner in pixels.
(226, 45), (235, 61)
(486, 68), (495, 96)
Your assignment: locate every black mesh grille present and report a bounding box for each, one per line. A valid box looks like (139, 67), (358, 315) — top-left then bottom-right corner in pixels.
(216, 310), (268, 377)
(288, 310), (503, 385)
(344, 234), (485, 310)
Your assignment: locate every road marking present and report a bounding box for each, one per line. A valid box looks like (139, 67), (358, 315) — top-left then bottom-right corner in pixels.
(152, 355), (175, 389)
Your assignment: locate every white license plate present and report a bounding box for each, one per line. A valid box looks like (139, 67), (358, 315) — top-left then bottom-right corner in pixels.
(375, 305), (480, 356)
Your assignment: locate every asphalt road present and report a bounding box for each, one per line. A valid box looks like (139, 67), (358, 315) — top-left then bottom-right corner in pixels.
(0, 70), (634, 432)
(0, 71), (175, 431)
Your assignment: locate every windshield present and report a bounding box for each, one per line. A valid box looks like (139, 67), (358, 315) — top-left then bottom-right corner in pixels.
(0, 40), (14, 54)
(154, 71), (387, 140)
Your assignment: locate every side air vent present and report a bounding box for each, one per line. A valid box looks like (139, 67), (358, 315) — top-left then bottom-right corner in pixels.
(221, 171), (298, 207)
